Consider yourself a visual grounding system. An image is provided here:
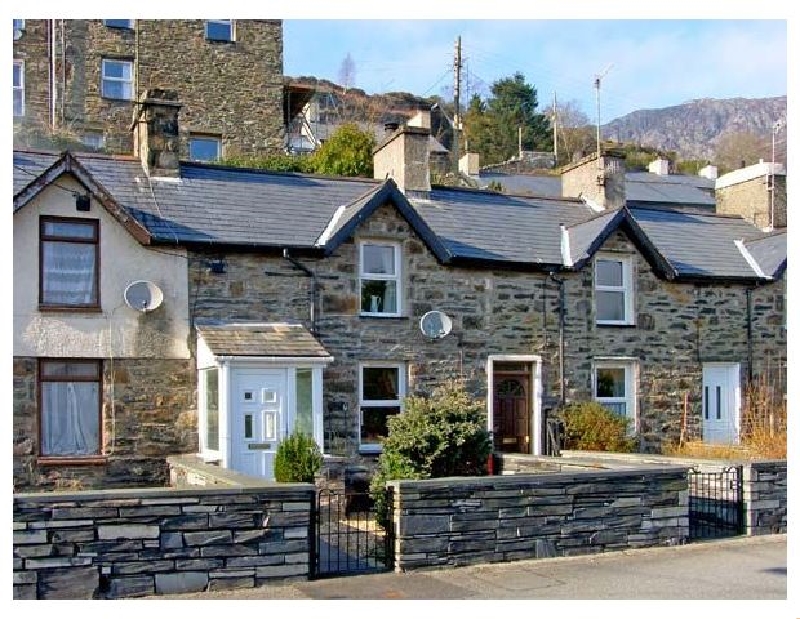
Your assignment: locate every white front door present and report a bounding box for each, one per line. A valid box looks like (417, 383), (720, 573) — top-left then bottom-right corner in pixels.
(231, 370), (286, 479)
(702, 364), (740, 444)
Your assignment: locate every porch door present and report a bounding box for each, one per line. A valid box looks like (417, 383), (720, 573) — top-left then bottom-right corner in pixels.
(702, 364), (740, 444)
(231, 370), (286, 479)
(493, 372), (531, 454)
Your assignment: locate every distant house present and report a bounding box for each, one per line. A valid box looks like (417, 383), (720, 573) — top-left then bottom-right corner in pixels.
(13, 89), (786, 490)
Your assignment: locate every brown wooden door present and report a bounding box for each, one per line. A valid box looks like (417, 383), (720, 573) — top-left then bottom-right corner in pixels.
(493, 374), (531, 454)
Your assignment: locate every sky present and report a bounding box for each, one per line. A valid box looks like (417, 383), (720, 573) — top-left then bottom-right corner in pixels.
(284, 19), (787, 123)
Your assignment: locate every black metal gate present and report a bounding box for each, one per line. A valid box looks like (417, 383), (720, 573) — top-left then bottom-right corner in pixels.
(688, 466), (744, 540)
(310, 487), (394, 579)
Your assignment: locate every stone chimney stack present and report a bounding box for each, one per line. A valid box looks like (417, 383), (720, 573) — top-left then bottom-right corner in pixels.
(560, 152), (626, 210)
(698, 164), (718, 180)
(648, 157), (670, 175)
(373, 124), (431, 196)
(715, 162), (787, 230)
(133, 89), (182, 178)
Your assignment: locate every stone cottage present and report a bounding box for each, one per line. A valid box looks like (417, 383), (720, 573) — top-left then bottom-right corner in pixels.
(12, 90), (787, 490)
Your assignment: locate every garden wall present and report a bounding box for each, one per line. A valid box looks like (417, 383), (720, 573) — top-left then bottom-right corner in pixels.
(743, 460), (787, 535)
(387, 467), (689, 571)
(13, 475), (315, 599)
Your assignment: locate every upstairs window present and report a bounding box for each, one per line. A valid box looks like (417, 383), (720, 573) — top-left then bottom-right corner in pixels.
(13, 60), (24, 116)
(205, 20), (234, 42)
(359, 242), (401, 316)
(103, 20), (134, 29)
(40, 217), (99, 309)
(13, 19), (25, 38)
(189, 136), (222, 162)
(595, 254), (634, 325)
(80, 132), (106, 151)
(101, 59), (133, 100)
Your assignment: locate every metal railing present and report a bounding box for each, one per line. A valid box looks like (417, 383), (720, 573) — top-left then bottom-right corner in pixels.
(688, 466), (744, 540)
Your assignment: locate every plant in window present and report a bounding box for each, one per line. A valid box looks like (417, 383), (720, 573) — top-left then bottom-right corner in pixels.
(557, 401), (636, 452)
(370, 381), (491, 524)
(274, 429), (323, 484)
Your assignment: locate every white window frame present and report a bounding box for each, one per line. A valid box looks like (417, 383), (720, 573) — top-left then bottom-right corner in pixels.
(80, 132), (106, 150)
(13, 59), (24, 117)
(103, 20), (134, 29)
(101, 59), (133, 101)
(594, 253), (635, 325)
(198, 366), (222, 461)
(359, 241), (402, 317)
(205, 19), (235, 42)
(592, 358), (637, 432)
(358, 362), (406, 453)
(189, 135), (222, 162)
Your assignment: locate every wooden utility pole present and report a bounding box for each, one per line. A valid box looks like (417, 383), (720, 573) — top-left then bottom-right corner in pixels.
(553, 91), (558, 165)
(452, 35), (461, 174)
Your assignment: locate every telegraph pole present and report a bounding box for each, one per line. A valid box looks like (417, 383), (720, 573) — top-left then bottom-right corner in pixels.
(553, 91), (558, 165)
(452, 35), (462, 174)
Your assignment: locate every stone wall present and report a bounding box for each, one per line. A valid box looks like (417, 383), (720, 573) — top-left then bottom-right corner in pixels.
(387, 467), (689, 571)
(13, 19), (284, 156)
(189, 201), (785, 457)
(561, 153), (626, 209)
(716, 175), (786, 229)
(743, 460), (787, 535)
(13, 357), (196, 492)
(13, 483), (314, 599)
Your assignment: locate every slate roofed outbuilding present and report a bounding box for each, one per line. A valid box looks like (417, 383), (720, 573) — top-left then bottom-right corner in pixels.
(196, 323), (331, 359)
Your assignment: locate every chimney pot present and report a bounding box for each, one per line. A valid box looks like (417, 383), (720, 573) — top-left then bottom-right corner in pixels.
(384, 122), (399, 135)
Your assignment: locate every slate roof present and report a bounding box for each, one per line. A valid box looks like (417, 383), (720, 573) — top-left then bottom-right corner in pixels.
(13, 149), (785, 282)
(196, 323), (331, 358)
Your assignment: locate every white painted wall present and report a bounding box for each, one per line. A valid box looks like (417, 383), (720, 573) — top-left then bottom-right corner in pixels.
(13, 174), (190, 359)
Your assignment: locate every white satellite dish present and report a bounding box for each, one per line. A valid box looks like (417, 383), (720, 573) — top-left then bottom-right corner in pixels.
(123, 280), (164, 312)
(420, 310), (453, 340)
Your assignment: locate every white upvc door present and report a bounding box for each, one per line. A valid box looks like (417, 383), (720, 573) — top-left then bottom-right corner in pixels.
(230, 369), (287, 479)
(702, 364), (741, 444)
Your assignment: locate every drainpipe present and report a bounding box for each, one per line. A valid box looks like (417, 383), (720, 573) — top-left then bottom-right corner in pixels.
(746, 286), (756, 385)
(548, 271), (566, 407)
(282, 249), (318, 336)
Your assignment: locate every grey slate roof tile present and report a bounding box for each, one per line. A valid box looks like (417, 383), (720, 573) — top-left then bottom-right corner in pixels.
(745, 232), (787, 279)
(197, 323), (331, 358)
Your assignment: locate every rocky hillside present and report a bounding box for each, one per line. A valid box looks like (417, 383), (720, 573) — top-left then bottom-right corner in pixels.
(603, 96), (787, 161)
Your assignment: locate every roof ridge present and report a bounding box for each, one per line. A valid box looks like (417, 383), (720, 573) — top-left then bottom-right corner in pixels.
(182, 160), (382, 184)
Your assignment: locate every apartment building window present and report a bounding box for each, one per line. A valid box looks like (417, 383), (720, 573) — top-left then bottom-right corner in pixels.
(189, 136), (222, 162)
(205, 20), (234, 42)
(13, 60), (24, 116)
(40, 217), (99, 309)
(593, 360), (636, 428)
(13, 19), (25, 39)
(101, 59), (133, 100)
(103, 20), (134, 29)
(359, 241), (401, 316)
(39, 360), (102, 458)
(595, 253), (634, 325)
(359, 364), (406, 451)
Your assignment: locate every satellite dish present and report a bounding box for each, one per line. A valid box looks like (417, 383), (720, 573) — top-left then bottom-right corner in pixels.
(420, 310), (452, 340)
(124, 280), (164, 312)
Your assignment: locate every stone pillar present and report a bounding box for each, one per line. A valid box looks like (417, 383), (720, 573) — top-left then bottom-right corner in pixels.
(133, 88), (182, 178)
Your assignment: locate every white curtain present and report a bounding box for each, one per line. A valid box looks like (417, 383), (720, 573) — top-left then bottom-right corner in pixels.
(364, 245), (394, 274)
(42, 242), (95, 304)
(42, 382), (99, 455)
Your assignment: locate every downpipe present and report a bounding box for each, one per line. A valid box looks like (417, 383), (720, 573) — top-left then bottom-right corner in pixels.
(282, 249), (318, 336)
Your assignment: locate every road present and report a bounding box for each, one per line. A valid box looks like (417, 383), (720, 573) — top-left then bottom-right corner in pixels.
(156, 534), (787, 601)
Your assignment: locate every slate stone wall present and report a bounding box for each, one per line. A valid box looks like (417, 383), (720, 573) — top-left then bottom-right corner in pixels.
(13, 19), (284, 157)
(743, 460), (787, 535)
(189, 202), (786, 457)
(387, 467), (689, 571)
(13, 357), (196, 492)
(13, 483), (314, 599)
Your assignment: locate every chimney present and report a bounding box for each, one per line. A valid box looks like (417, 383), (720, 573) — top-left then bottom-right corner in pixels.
(647, 157), (670, 175)
(384, 121), (399, 135)
(698, 164), (717, 180)
(561, 151), (626, 210)
(373, 124), (431, 196)
(459, 152), (480, 176)
(133, 88), (182, 178)
(407, 109), (432, 131)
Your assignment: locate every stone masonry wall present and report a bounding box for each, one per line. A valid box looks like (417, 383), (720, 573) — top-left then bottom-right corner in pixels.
(13, 357), (196, 492)
(13, 19), (284, 156)
(13, 483), (314, 599)
(743, 460), (787, 535)
(716, 176), (787, 230)
(388, 467), (689, 571)
(189, 201), (785, 457)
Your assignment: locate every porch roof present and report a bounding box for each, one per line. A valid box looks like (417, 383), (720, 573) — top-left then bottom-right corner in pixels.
(196, 323), (331, 359)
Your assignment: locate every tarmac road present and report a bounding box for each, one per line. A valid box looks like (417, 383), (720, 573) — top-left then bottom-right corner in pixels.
(155, 534), (786, 601)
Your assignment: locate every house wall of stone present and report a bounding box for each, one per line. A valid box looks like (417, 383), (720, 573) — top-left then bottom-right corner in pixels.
(561, 154), (626, 209)
(715, 175), (786, 229)
(13, 19), (284, 157)
(188, 202), (786, 458)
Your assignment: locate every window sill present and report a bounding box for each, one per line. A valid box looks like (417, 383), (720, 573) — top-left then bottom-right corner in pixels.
(38, 305), (102, 314)
(37, 456), (108, 466)
(359, 314), (408, 320)
(358, 448), (382, 457)
(206, 38), (235, 43)
(100, 96), (134, 102)
(596, 322), (636, 328)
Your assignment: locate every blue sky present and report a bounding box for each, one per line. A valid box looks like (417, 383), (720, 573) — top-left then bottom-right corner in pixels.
(284, 19), (787, 122)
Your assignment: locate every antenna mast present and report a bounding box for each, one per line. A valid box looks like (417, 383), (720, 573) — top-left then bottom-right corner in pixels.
(594, 64), (613, 170)
(453, 35), (462, 174)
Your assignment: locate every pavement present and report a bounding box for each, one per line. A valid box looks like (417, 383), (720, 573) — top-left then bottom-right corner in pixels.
(155, 534), (788, 601)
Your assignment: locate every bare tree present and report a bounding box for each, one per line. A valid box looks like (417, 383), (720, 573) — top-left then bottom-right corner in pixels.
(542, 98), (594, 165)
(337, 53), (356, 91)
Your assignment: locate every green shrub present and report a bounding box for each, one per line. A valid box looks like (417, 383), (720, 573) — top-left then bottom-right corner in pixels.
(558, 401), (636, 452)
(274, 429), (323, 483)
(370, 381), (491, 524)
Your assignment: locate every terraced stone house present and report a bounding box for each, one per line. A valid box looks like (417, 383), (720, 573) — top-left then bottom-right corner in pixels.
(12, 91), (787, 490)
